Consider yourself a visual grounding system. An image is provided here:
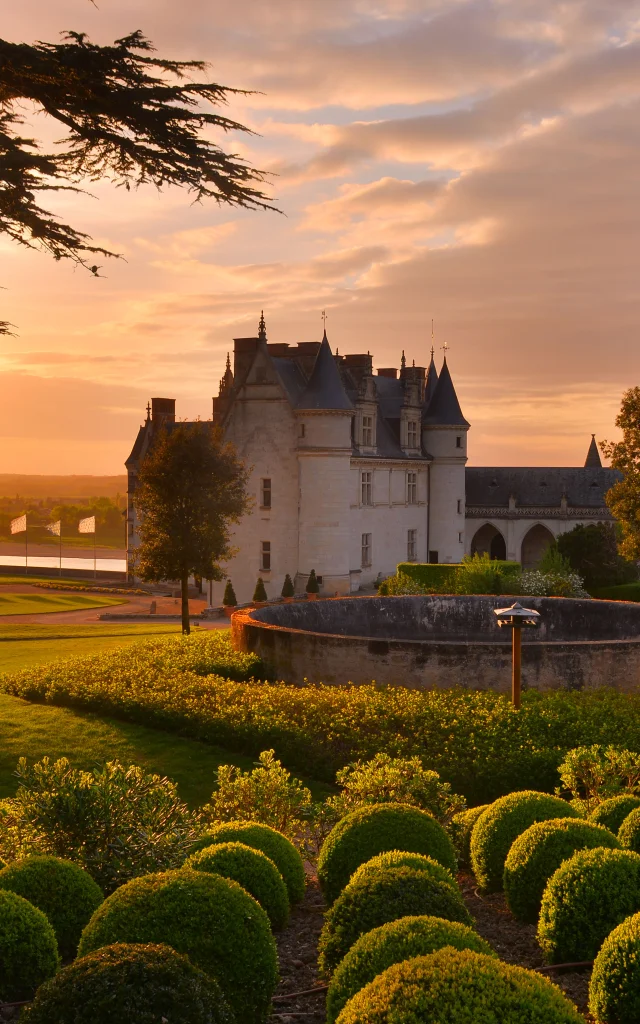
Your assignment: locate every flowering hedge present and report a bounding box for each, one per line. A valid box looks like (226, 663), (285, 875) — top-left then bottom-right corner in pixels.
(5, 634), (640, 803)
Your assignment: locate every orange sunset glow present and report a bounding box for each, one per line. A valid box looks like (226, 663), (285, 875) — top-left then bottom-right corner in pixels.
(2, 0), (639, 474)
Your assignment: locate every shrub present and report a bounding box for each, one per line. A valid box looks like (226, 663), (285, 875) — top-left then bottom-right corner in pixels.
(306, 569), (319, 594)
(470, 790), (578, 892)
(348, 850), (459, 894)
(222, 580), (237, 607)
(203, 749), (312, 848)
(326, 915), (494, 1023)
(185, 841), (289, 929)
(187, 820), (305, 904)
(335, 948), (584, 1024)
(328, 754), (466, 824)
(514, 568), (589, 598)
(253, 578), (268, 602)
(590, 794), (640, 832)
(618, 807), (640, 852)
(10, 757), (198, 893)
(558, 744), (640, 815)
(557, 522), (637, 590)
(21, 943), (234, 1024)
(0, 855), (103, 959)
(281, 574), (294, 598)
(451, 804), (490, 869)
(538, 847), (640, 963)
(503, 818), (620, 923)
(318, 866), (472, 977)
(78, 868), (277, 1024)
(318, 803), (456, 906)
(589, 911), (640, 1024)
(0, 889), (59, 1000)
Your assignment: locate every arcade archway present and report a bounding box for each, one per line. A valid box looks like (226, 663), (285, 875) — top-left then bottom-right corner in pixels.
(471, 523), (507, 561)
(521, 524), (554, 569)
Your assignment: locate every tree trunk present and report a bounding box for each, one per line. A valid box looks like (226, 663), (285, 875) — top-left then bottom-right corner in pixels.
(181, 572), (191, 635)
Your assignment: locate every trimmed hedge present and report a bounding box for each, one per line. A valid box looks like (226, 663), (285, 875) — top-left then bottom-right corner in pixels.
(589, 911), (640, 1024)
(349, 851), (459, 894)
(77, 868), (277, 1024)
(470, 791), (578, 892)
(538, 847), (640, 963)
(335, 948), (583, 1024)
(318, 803), (456, 905)
(396, 561), (521, 590)
(21, 943), (234, 1024)
(188, 821), (305, 904)
(589, 794), (640, 834)
(618, 807), (640, 852)
(0, 889), (59, 1001)
(318, 866), (472, 977)
(451, 804), (489, 869)
(185, 841), (289, 930)
(0, 855), (103, 960)
(504, 818), (620, 923)
(326, 915), (494, 1024)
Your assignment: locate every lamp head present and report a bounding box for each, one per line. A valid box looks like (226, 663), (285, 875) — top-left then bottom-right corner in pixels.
(493, 601), (540, 628)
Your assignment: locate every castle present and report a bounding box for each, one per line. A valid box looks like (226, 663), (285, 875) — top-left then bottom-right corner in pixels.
(126, 315), (619, 603)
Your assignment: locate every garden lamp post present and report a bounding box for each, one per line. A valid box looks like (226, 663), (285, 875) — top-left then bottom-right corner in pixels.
(493, 602), (541, 710)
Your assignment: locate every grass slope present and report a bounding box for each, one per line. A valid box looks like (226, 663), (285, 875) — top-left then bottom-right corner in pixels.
(0, 592), (125, 617)
(0, 623), (180, 674)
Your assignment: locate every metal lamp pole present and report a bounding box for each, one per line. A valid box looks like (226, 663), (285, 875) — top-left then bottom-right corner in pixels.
(493, 602), (541, 709)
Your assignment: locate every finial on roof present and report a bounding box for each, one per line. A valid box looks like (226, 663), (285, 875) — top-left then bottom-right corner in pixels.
(412, 358), (415, 367)
(441, 340), (449, 363)
(321, 309), (328, 341)
(431, 318), (435, 358)
(225, 352), (231, 372)
(145, 401), (151, 423)
(401, 350), (406, 371)
(258, 310), (267, 341)
(585, 433), (602, 469)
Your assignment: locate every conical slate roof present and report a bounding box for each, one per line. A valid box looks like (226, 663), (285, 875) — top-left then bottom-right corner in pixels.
(422, 358), (469, 426)
(424, 350), (439, 406)
(585, 434), (602, 468)
(296, 333), (353, 411)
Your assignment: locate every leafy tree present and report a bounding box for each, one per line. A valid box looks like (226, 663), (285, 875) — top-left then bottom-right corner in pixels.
(133, 422), (249, 633)
(1, 28), (272, 330)
(602, 388), (640, 559)
(556, 523), (637, 590)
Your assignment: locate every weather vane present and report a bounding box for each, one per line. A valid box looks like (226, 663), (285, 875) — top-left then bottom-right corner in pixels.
(321, 310), (328, 328)
(441, 340), (450, 355)
(431, 318), (435, 357)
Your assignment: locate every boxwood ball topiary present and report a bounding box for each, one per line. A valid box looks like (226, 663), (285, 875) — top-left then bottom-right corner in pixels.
(504, 818), (620, 924)
(335, 948), (584, 1024)
(21, 943), (235, 1024)
(189, 821), (305, 904)
(589, 911), (640, 1024)
(451, 804), (490, 869)
(348, 851), (459, 894)
(318, 803), (457, 905)
(185, 841), (289, 930)
(326, 915), (495, 1024)
(618, 807), (640, 852)
(318, 866), (472, 977)
(0, 889), (59, 1001)
(538, 847), (640, 964)
(77, 868), (277, 1024)
(589, 795), (640, 834)
(470, 790), (578, 893)
(0, 855), (103, 960)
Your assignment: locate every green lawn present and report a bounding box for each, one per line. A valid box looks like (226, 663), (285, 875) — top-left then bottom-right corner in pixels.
(0, 623), (180, 673)
(0, 692), (256, 807)
(0, 592), (125, 617)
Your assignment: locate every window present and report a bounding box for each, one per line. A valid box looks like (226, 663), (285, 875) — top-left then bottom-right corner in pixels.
(429, 550), (439, 564)
(407, 472), (417, 505)
(362, 415), (373, 446)
(458, 532), (464, 544)
(260, 541), (271, 572)
(361, 533), (372, 567)
(457, 498), (462, 515)
(456, 435), (462, 448)
(407, 421), (418, 447)
(407, 529), (417, 561)
(261, 478), (272, 509)
(361, 471), (373, 506)
(299, 423), (305, 438)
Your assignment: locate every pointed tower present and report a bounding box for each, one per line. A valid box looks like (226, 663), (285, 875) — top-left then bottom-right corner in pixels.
(295, 332), (354, 595)
(424, 347), (439, 408)
(422, 356), (469, 564)
(585, 434), (602, 469)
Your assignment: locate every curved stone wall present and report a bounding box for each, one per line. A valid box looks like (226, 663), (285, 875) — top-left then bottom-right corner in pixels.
(232, 595), (640, 693)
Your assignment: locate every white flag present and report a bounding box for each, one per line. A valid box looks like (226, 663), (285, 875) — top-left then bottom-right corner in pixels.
(46, 520), (61, 536)
(78, 515), (96, 534)
(10, 514), (26, 535)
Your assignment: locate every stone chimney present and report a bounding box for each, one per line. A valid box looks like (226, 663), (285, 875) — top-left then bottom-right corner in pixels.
(151, 398), (176, 425)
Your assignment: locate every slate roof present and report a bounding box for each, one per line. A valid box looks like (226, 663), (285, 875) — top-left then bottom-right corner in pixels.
(422, 359), (469, 426)
(465, 466), (621, 508)
(585, 435), (603, 469)
(424, 353), (438, 406)
(295, 333), (353, 411)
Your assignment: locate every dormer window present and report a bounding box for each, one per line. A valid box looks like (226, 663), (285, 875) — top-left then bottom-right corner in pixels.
(362, 415), (373, 446)
(407, 421), (418, 448)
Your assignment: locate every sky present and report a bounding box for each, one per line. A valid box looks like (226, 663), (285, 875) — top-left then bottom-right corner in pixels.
(1, 0), (639, 473)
